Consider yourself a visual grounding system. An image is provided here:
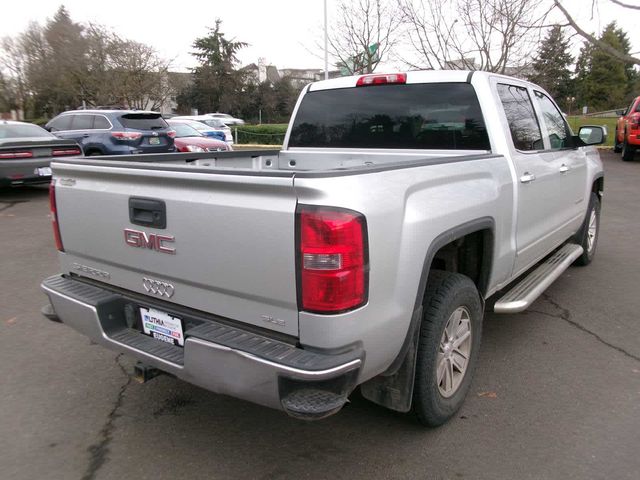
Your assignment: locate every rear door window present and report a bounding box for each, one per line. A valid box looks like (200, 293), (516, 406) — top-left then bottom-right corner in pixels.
(70, 114), (94, 130)
(119, 114), (168, 130)
(497, 84), (543, 151)
(288, 83), (490, 150)
(93, 115), (111, 129)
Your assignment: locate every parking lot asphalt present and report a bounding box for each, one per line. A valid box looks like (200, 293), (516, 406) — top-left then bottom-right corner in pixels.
(1, 150), (639, 480)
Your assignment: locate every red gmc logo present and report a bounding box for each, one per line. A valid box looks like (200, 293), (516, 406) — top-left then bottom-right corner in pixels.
(124, 228), (176, 254)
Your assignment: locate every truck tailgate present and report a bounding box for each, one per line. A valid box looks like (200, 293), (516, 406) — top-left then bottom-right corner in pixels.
(53, 162), (300, 337)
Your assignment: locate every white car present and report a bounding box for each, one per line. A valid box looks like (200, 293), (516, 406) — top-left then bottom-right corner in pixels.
(206, 113), (245, 126)
(172, 115), (234, 144)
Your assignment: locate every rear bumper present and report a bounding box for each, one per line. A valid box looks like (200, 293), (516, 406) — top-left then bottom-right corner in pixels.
(41, 275), (362, 419)
(0, 158), (53, 186)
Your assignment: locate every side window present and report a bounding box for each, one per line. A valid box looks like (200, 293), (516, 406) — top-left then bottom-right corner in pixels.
(71, 115), (94, 130)
(93, 115), (111, 129)
(49, 115), (73, 132)
(534, 91), (571, 149)
(497, 84), (543, 151)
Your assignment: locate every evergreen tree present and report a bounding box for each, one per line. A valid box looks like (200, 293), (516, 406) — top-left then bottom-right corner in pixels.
(574, 22), (630, 112)
(527, 26), (574, 110)
(189, 20), (247, 114)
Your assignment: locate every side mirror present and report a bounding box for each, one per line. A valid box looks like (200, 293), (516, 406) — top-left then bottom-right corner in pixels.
(616, 109), (627, 116)
(578, 125), (607, 146)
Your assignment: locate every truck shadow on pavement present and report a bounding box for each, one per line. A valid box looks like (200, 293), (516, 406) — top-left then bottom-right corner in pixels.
(94, 311), (553, 479)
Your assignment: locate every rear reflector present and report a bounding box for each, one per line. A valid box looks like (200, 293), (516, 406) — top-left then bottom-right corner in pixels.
(356, 73), (407, 87)
(0, 151), (33, 159)
(49, 181), (64, 252)
(297, 206), (368, 313)
(52, 148), (81, 156)
(111, 131), (142, 140)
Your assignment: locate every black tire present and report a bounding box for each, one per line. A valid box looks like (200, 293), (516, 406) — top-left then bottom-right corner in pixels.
(574, 192), (601, 266)
(613, 128), (622, 153)
(622, 136), (635, 161)
(412, 270), (483, 427)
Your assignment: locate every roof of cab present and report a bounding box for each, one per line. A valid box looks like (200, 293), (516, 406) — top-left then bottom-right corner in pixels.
(308, 69), (536, 92)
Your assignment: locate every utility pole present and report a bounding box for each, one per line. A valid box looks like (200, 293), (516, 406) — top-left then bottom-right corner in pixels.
(324, 0), (329, 80)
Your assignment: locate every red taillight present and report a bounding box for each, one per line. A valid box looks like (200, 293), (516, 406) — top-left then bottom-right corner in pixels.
(49, 181), (64, 252)
(297, 206), (368, 313)
(111, 131), (142, 140)
(52, 148), (81, 156)
(0, 151), (33, 159)
(356, 73), (407, 87)
(630, 113), (640, 130)
(167, 129), (176, 138)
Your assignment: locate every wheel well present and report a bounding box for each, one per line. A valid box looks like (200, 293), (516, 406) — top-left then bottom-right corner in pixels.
(84, 148), (102, 155)
(592, 177), (604, 204)
(429, 229), (493, 297)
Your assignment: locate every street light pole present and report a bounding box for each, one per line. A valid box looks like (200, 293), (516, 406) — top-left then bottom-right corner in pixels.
(324, 0), (329, 80)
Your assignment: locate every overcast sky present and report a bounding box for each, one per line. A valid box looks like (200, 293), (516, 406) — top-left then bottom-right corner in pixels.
(2, 0), (638, 73)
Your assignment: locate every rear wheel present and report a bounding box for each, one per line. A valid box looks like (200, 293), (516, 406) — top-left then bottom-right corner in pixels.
(574, 193), (600, 266)
(412, 270), (483, 427)
(622, 136), (636, 161)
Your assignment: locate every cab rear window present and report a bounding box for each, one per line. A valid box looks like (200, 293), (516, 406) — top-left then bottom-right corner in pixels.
(119, 114), (168, 130)
(289, 82), (490, 150)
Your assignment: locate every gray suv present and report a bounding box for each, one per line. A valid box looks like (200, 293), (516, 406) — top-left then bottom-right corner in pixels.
(45, 110), (176, 156)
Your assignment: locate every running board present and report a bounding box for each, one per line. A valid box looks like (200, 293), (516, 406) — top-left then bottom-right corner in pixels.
(494, 244), (583, 314)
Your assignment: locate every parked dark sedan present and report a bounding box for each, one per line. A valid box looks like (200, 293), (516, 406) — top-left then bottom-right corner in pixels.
(0, 120), (81, 187)
(45, 110), (176, 155)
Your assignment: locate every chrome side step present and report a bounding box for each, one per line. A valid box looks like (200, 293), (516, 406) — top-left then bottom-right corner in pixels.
(494, 244), (583, 314)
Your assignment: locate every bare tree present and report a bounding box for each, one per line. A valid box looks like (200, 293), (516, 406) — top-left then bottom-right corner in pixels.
(328, 0), (402, 74)
(108, 40), (173, 110)
(400, 0), (551, 74)
(552, 0), (640, 65)
(0, 36), (29, 113)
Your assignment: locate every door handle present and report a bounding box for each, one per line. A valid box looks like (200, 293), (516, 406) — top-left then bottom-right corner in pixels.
(559, 164), (569, 173)
(520, 172), (536, 183)
(82, 134), (90, 138)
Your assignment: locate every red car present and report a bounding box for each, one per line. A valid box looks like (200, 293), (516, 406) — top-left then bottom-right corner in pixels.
(168, 121), (231, 153)
(614, 96), (640, 161)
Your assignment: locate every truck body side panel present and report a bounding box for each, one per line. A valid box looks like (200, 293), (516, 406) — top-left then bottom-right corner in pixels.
(294, 154), (514, 381)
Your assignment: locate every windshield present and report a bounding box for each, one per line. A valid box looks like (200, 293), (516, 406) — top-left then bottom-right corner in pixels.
(289, 82), (490, 150)
(186, 121), (211, 132)
(0, 123), (53, 139)
(200, 119), (226, 129)
(170, 123), (203, 138)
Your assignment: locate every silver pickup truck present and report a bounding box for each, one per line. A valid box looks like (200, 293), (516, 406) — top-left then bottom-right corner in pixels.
(42, 70), (605, 426)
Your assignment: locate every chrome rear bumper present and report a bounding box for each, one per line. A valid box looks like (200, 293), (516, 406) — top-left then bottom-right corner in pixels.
(42, 275), (362, 419)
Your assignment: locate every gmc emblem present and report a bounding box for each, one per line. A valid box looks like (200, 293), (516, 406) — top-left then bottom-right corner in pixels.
(124, 228), (176, 254)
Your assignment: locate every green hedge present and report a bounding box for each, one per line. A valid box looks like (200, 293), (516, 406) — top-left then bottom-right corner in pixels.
(234, 124), (288, 145)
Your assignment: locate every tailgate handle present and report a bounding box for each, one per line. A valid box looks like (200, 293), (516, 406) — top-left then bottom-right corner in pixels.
(129, 197), (166, 229)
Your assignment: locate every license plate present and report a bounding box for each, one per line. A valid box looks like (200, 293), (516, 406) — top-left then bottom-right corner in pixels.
(139, 307), (184, 346)
(149, 137), (160, 145)
(36, 167), (52, 176)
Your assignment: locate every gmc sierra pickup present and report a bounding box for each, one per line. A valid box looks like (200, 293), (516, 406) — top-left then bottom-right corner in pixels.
(42, 70), (605, 426)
